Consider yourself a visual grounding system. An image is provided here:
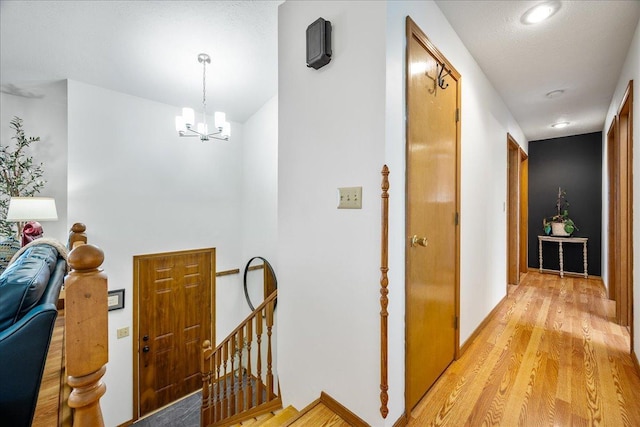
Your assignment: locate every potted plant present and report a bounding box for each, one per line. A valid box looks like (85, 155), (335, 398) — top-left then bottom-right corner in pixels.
(543, 187), (578, 236)
(0, 117), (46, 237)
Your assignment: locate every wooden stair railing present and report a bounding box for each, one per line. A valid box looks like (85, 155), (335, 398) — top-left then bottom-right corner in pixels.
(65, 242), (108, 427)
(202, 290), (280, 427)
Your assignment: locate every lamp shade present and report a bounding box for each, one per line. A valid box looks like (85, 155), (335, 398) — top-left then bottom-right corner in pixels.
(6, 197), (58, 221)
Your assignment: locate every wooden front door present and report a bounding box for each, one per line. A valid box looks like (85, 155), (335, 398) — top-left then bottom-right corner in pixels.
(134, 248), (215, 418)
(405, 17), (460, 413)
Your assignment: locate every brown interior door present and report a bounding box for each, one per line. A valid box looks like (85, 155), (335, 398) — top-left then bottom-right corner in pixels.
(608, 81), (633, 334)
(507, 139), (520, 285)
(405, 17), (460, 413)
(135, 248), (214, 418)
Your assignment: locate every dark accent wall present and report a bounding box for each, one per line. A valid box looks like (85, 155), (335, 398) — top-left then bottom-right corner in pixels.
(528, 132), (602, 276)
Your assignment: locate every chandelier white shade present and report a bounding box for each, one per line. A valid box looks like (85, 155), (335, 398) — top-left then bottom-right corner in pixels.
(6, 197), (58, 221)
(175, 53), (230, 142)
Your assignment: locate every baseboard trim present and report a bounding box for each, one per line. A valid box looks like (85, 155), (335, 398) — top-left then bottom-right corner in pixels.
(459, 294), (507, 356)
(319, 392), (368, 427)
(392, 412), (408, 427)
(283, 397), (321, 426)
(284, 392), (368, 427)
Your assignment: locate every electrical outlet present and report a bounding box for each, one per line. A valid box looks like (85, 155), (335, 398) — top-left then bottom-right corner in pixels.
(117, 327), (129, 339)
(338, 186), (362, 209)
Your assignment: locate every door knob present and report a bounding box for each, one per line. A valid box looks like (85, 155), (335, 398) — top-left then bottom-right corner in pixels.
(143, 335), (149, 342)
(142, 345), (150, 353)
(410, 235), (428, 247)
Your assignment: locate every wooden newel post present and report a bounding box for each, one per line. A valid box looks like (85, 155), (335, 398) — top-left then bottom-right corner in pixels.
(65, 244), (108, 427)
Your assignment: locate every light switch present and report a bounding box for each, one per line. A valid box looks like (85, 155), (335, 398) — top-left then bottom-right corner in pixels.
(117, 327), (129, 339)
(338, 187), (362, 209)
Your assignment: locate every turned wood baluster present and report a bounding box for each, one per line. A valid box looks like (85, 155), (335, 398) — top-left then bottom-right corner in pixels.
(256, 310), (264, 405)
(246, 319), (253, 410)
(380, 165), (390, 418)
(230, 334), (237, 416)
(65, 244), (108, 427)
(215, 350), (222, 422)
(200, 340), (213, 427)
(222, 341), (229, 420)
(266, 299), (274, 400)
(237, 326), (245, 412)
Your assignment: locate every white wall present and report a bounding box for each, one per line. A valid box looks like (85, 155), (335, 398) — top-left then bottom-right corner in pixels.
(67, 79), (249, 427)
(385, 0), (527, 344)
(219, 97), (280, 341)
(0, 81), (68, 241)
(0, 76), (278, 425)
(386, 2), (526, 423)
(241, 95), (278, 264)
(602, 17), (640, 359)
(278, 1), (526, 425)
(278, 1), (387, 423)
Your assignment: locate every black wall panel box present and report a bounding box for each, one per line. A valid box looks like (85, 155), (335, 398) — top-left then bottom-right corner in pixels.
(306, 17), (332, 70)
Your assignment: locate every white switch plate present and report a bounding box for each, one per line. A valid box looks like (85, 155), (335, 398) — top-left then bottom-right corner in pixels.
(117, 327), (129, 339)
(338, 187), (362, 209)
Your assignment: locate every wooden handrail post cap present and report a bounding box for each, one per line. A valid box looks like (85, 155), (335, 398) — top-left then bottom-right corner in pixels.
(68, 243), (105, 272)
(68, 222), (88, 248)
(71, 222), (86, 233)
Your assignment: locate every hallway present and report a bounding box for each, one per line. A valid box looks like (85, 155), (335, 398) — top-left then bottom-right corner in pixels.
(409, 272), (640, 426)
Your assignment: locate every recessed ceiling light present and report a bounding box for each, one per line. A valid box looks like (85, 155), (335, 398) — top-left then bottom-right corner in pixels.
(551, 121), (570, 129)
(521, 1), (561, 25)
(545, 89), (565, 98)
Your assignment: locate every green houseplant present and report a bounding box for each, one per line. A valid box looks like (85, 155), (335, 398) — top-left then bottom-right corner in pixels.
(543, 187), (578, 236)
(0, 117), (46, 237)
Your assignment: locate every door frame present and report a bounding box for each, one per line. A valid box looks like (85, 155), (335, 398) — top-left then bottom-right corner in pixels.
(608, 80), (633, 344)
(404, 16), (461, 414)
(507, 134), (528, 287)
(519, 148), (529, 277)
(132, 247), (216, 422)
(507, 136), (520, 285)
(607, 117), (618, 304)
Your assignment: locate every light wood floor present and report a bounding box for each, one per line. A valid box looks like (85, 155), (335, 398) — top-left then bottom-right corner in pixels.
(33, 305), (72, 427)
(33, 309), (65, 427)
(409, 272), (640, 426)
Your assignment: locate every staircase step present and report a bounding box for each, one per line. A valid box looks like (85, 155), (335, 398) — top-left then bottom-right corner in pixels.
(236, 412), (274, 426)
(258, 406), (298, 427)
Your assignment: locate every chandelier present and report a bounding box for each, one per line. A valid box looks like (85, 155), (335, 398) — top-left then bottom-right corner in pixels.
(175, 53), (230, 141)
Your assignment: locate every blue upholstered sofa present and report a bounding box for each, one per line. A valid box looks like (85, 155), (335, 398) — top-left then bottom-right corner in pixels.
(0, 240), (67, 427)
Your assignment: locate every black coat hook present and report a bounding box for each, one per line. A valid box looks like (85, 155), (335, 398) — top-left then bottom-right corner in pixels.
(437, 63), (451, 90)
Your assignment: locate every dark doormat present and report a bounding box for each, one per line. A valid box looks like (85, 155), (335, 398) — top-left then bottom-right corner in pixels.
(134, 391), (201, 427)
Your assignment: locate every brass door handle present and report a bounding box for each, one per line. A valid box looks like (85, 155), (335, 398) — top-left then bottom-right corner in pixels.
(410, 235), (428, 247)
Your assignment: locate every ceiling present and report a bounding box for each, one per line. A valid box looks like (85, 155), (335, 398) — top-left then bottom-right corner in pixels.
(1, 1), (639, 141)
(436, 0), (640, 141)
(0, 0), (281, 124)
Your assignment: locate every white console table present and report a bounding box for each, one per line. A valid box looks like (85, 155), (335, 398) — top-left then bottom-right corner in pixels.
(538, 235), (588, 278)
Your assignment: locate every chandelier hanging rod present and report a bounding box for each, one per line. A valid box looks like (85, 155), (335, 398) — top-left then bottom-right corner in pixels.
(175, 53), (230, 142)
